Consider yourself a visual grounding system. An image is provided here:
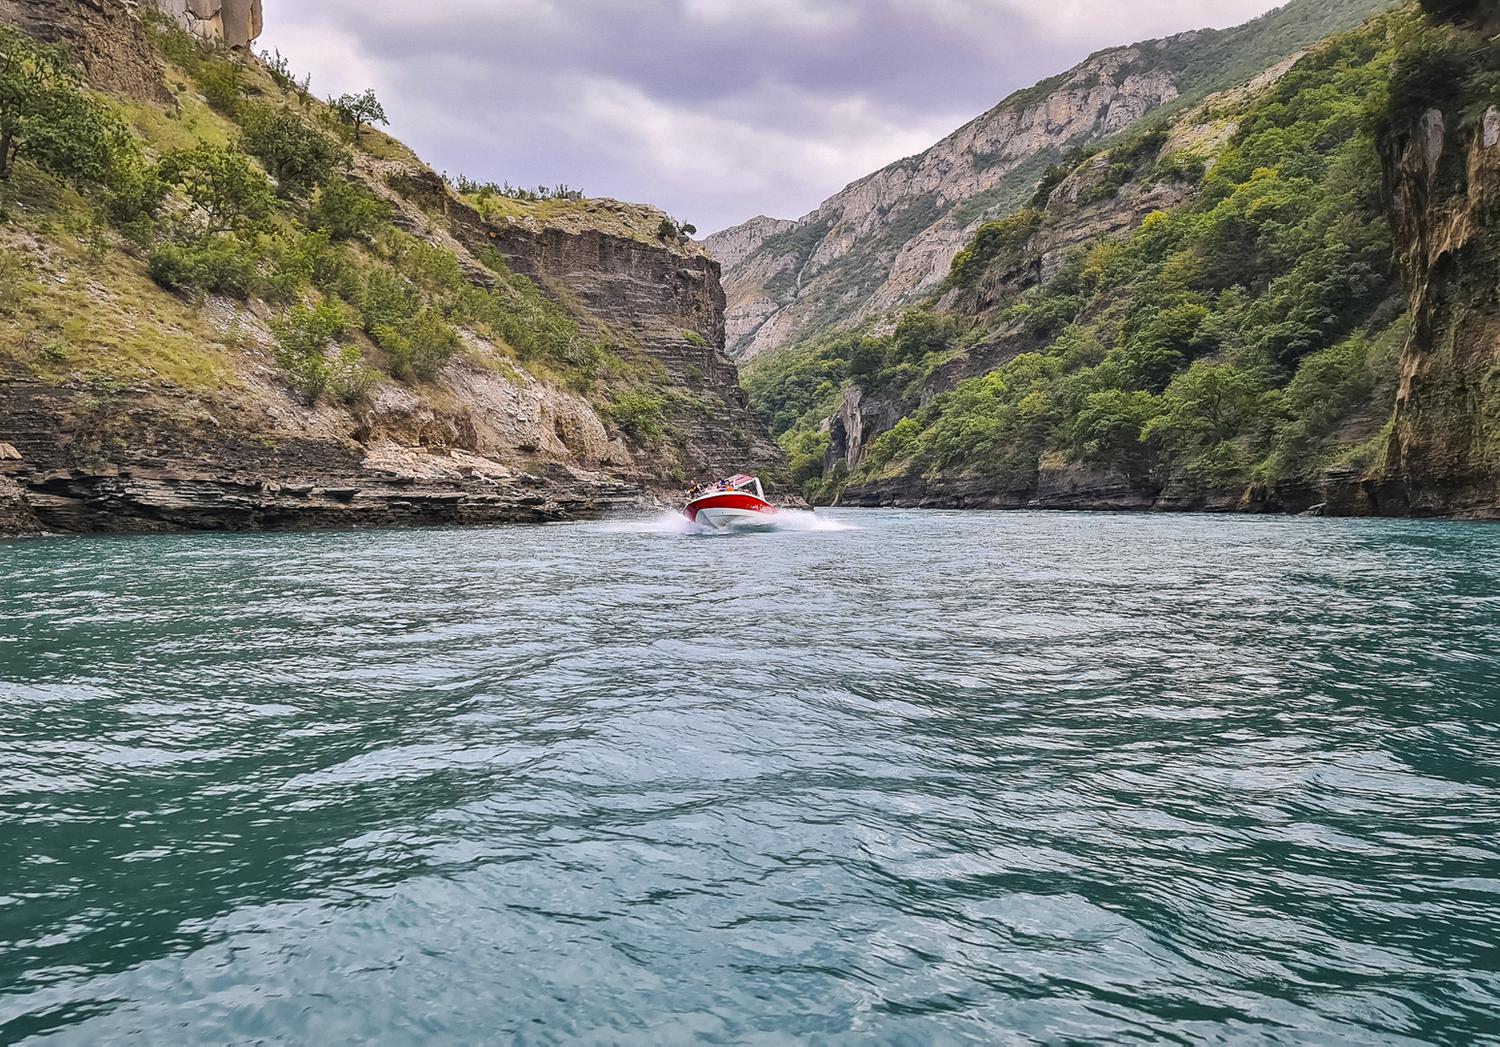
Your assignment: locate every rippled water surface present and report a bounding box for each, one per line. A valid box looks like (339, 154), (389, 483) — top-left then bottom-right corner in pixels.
(2, 511), (1498, 1044)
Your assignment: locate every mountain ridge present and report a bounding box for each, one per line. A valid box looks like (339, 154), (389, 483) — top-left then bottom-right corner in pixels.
(707, 0), (1400, 362)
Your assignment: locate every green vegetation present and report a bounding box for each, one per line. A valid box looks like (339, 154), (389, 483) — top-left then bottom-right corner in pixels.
(239, 103), (348, 196)
(750, 12), (1411, 502)
(0, 18), (656, 420)
(657, 217), (698, 240)
(604, 392), (667, 442)
(0, 26), (130, 187)
(332, 89), (388, 145)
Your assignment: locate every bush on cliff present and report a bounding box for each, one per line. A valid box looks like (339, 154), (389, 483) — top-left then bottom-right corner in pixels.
(372, 307), (461, 381)
(0, 26), (131, 187)
(605, 393), (667, 442)
(270, 301), (374, 402)
(332, 89), (388, 146)
(147, 236), (260, 297)
(159, 144), (277, 236)
(308, 177), (391, 241)
(239, 104), (348, 197)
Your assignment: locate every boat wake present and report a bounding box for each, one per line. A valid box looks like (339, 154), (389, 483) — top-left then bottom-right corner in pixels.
(596, 510), (857, 537)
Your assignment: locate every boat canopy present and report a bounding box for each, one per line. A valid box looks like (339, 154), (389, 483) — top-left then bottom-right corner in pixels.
(694, 475), (766, 499)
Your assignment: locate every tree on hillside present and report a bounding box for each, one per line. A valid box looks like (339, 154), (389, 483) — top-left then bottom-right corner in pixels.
(333, 89), (388, 146)
(0, 26), (128, 185)
(159, 144), (276, 235)
(239, 104), (349, 197)
(657, 218), (698, 241)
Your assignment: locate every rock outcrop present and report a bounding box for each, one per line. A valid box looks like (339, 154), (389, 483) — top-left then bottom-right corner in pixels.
(144, 0), (262, 49)
(712, 46), (1179, 360)
(0, 0), (169, 101)
(1377, 102), (1500, 518)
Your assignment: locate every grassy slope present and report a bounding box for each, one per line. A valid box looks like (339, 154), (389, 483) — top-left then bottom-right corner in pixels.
(0, 22), (713, 476)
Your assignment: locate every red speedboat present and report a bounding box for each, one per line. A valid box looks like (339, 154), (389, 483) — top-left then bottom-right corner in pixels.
(684, 475), (779, 531)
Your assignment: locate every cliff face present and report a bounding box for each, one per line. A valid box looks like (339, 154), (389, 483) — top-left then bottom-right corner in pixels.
(147, 0), (262, 50)
(709, 0), (1398, 362)
(1379, 106), (1500, 517)
(0, 0), (170, 100)
(0, 4), (781, 536)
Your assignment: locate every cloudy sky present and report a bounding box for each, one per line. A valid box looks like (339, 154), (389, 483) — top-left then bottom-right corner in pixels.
(260, 0), (1286, 234)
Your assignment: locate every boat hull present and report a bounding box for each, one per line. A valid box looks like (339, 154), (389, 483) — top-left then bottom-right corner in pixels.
(685, 493), (779, 531)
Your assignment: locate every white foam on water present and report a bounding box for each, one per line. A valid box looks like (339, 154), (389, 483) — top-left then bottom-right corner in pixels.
(594, 509), (856, 537)
(769, 509), (859, 532)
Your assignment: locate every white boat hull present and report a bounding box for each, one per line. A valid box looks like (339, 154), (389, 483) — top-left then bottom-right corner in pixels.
(695, 506), (779, 531)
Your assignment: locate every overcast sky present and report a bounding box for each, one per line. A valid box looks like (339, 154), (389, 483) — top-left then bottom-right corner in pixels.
(259, 0), (1286, 234)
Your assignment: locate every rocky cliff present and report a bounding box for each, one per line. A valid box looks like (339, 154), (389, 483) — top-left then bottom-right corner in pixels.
(0, 5), (780, 536)
(147, 0), (262, 50)
(1375, 8), (1500, 518)
(708, 0), (1398, 362)
(0, 0), (170, 100)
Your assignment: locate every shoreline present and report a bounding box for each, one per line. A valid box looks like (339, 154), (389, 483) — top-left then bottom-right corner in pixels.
(6, 497), (1498, 542)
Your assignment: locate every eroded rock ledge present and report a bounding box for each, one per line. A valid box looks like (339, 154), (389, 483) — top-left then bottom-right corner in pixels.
(0, 381), (646, 537)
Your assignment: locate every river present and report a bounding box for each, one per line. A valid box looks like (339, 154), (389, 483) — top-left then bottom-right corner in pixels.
(1, 511), (1497, 1043)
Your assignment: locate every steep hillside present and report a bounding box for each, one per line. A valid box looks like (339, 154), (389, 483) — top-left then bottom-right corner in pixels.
(1375, 0), (1500, 515)
(708, 0), (1398, 361)
(0, 4), (780, 535)
(746, 6), (1497, 517)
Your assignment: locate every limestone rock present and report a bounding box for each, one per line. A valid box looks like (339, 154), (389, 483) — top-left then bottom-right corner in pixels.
(144, 0), (263, 49)
(0, 0), (170, 101)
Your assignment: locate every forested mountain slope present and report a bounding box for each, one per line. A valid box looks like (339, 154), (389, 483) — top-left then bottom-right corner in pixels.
(0, 4), (779, 535)
(746, 1), (1500, 519)
(707, 0), (1398, 361)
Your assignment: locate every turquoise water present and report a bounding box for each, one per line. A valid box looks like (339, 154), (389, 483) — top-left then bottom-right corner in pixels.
(1, 511), (1498, 1044)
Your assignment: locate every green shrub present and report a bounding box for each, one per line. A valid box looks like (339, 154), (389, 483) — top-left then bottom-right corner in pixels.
(147, 236), (260, 297)
(605, 392), (667, 442)
(355, 266), (421, 332)
(1070, 389), (1164, 477)
(239, 104), (348, 196)
(780, 427), (832, 490)
(332, 89), (388, 145)
(864, 418), (922, 471)
(269, 301), (362, 399)
(308, 177), (390, 241)
(373, 307), (460, 380)
(944, 209), (1042, 291)
(196, 57), (245, 116)
(159, 144), (276, 235)
(0, 26), (134, 186)
(104, 159), (168, 224)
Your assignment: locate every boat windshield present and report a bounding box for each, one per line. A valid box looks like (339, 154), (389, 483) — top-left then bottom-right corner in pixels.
(694, 476), (764, 498)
